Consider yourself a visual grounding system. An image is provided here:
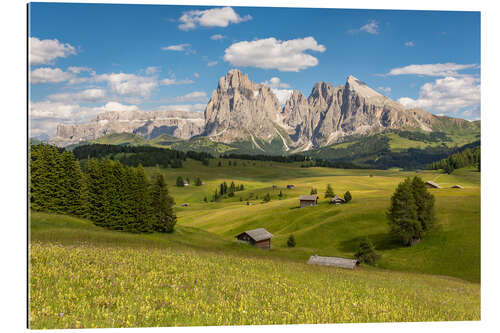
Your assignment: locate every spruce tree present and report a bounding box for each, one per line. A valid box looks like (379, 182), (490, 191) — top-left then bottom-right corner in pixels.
(411, 176), (435, 232)
(325, 184), (335, 198)
(150, 173), (177, 233)
(387, 177), (422, 246)
(344, 191), (352, 203)
(176, 176), (184, 187)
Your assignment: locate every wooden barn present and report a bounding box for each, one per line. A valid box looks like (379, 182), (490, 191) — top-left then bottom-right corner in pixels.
(452, 185), (464, 189)
(425, 180), (442, 189)
(299, 195), (318, 208)
(329, 195), (345, 204)
(287, 184), (295, 189)
(307, 255), (360, 269)
(236, 228), (273, 250)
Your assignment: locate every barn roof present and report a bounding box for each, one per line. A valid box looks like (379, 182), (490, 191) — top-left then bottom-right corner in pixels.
(425, 180), (442, 188)
(307, 255), (359, 269)
(299, 195), (318, 201)
(237, 228), (273, 242)
(330, 195), (345, 202)
(452, 184), (464, 189)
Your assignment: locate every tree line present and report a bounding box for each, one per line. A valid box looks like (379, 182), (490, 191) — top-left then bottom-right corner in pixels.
(428, 146), (480, 174)
(72, 144), (213, 168)
(30, 144), (177, 233)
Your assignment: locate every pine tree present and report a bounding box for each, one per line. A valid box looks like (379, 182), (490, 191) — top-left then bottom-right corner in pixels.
(324, 184), (335, 198)
(354, 238), (379, 265)
(176, 176), (184, 187)
(263, 193), (271, 202)
(150, 173), (177, 233)
(344, 191), (352, 203)
(195, 177), (202, 186)
(310, 188), (318, 195)
(411, 176), (435, 232)
(287, 235), (296, 248)
(387, 177), (422, 246)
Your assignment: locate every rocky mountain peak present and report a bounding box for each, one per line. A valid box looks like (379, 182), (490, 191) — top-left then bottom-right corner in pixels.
(345, 75), (383, 98)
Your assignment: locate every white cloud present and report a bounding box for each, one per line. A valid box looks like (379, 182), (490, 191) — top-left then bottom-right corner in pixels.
(377, 86), (392, 95)
(29, 37), (76, 65)
(349, 20), (379, 35)
(162, 91), (208, 103)
(386, 63), (477, 77)
(29, 100), (139, 136)
(96, 73), (157, 97)
(398, 76), (480, 114)
(178, 7), (251, 31)
(96, 101), (139, 112)
(224, 37), (326, 72)
(272, 89), (293, 105)
(210, 34), (226, 40)
(262, 77), (291, 89)
(207, 61), (218, 67)
(67, 66), (93, 74)
(145, 66), (161, 75)
(404, 41), (415, 47)
(162, 43), (191, 52)
(30, 67), (74, 84)
(194, 72), (200, 78)
(160, 77), (195, 86)
(47, 88), (107, 103)
(155, 104), (206, 112)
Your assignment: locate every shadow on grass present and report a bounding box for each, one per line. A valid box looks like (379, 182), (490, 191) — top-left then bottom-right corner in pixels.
(339, 232), (402, 253)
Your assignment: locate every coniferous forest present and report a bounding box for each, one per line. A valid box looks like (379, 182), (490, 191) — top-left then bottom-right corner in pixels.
(30, 144), (177, 233)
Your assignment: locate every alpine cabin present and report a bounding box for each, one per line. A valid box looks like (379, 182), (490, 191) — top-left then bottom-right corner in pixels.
(236, 228), (273, 250)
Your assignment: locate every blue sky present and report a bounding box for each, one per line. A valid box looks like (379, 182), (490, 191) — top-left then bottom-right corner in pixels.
(28, 3), (480, 136)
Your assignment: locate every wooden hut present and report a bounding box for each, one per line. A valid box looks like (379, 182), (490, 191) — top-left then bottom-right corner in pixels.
(286, 184), (295, 189)
(329, 195), (345, 204)
(425, 180), (442, 189)
(236, 228), (273, 250)
(307, 255), (359, 269)
(299, 195), (318, 208)
(451, 185), (464, 189)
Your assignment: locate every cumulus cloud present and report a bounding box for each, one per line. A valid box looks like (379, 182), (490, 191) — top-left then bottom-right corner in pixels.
(178, 7), (251, 30)
(385, 63), (478, 77)
(29, 100), (139, 136)
(261, 77), (293, 104)
(193, 72), (200, 78)
(96, 73), (158, 97)
(160, 77), (195, 86)
(207, 61), (218, 67)
(155, 104), (206, 112)
(349, 20), (379, 35)
(224, 37), (326, 72)
(30, 67), (74, 84)
(262, 77), (291, 89)
(272, 89), (294, 105)
(29, 37), (76, 65)
(397, 76), (480, 114)
(47, 88), (107, 103)
(404, 41), (415, 47)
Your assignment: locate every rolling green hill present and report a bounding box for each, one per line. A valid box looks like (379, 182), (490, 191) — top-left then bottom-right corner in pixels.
(30, 210), (479, 328)
(153, 161), (480, 282)
(65, 124), (480, 170)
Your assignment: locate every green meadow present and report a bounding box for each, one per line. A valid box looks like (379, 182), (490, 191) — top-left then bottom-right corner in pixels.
(29, 159), (480, 328)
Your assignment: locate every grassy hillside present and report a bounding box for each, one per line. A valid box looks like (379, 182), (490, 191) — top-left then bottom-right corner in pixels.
(149, 160), (480, 282)
(30, 212), (479, 328)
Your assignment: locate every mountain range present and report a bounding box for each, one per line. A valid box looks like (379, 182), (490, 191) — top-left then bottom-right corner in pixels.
(48, 69), (479, 156)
